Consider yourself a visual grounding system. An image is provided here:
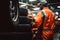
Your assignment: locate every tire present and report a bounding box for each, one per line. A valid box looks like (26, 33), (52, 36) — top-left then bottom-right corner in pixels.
(9, 0), (19, 26)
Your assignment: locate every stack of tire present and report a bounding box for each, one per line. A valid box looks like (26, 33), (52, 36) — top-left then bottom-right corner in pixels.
(9, 0), (33, 40)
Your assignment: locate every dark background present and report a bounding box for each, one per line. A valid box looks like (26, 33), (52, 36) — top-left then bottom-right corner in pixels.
(0, 0), (32, 40)
(0, 0), (15, 32)
(0, 0), (15, 40)
(0, 0), (9, 32)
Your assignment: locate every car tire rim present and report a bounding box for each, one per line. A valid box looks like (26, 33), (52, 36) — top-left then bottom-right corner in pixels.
(10, 1), (18, 22)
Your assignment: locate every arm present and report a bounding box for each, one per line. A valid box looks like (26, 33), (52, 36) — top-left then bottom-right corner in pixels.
(32, 12), (43, 28)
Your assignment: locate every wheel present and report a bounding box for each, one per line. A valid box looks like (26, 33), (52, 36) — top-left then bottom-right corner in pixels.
(9, 0), (19, 26)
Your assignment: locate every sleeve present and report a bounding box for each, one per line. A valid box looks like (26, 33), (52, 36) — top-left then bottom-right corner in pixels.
(33, 12), (43, 28)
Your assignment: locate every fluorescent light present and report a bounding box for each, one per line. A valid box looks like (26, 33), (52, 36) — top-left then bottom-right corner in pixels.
(57, 6), (60, 8)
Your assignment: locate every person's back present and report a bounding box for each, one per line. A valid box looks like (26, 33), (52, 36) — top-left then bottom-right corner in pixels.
(43, 7), (54, 31)
(32, 4), (55, 40)
(42, 7), (55, 40)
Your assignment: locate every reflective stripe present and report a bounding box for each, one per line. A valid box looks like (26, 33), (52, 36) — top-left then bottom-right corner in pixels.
(43, 28), (53, 31)
(42, 10), (47, 21)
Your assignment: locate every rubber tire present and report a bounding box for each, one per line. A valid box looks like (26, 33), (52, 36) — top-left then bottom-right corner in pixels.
(9, 0), (19, 26)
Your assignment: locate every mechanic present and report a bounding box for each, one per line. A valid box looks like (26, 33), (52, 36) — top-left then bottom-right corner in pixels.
(32, 2), (55, 40)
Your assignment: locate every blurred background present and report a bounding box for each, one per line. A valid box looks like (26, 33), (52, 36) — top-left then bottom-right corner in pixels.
(0, 0), (60, 40)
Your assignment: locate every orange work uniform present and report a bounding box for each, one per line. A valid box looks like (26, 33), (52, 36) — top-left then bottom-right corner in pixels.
(33, 7), (55, 40)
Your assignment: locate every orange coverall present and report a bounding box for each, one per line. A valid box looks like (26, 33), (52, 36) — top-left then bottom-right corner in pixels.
(33, 7), (55, 40)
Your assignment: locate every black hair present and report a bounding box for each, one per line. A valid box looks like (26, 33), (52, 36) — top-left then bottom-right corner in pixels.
(40, 3), (48, 7)
(40, 3), (49, 10)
